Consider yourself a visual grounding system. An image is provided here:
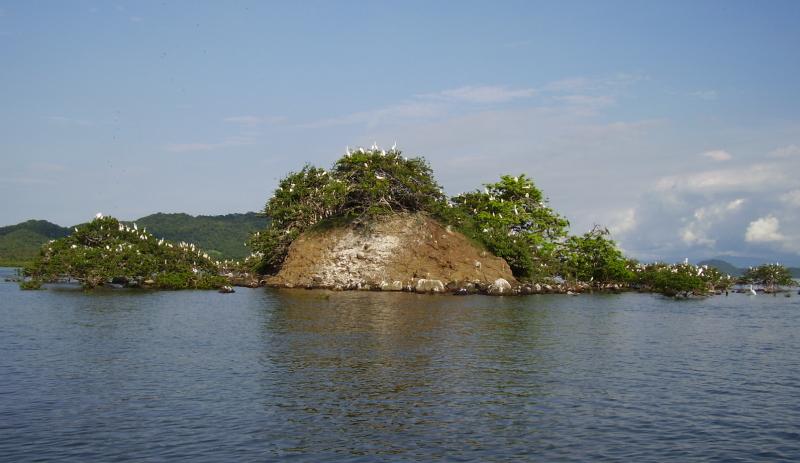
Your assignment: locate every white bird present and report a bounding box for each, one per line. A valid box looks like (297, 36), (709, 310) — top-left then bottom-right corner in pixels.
(391, 141), (397, 151)
(345, 146), (351, 156)
(683, 257), (689, 265)
(371, 142), (378, 150)
(74, 227), (79, 233)
(375, 174), (385, 180)
(133, 223), (138, 231)
(749, 285), (757, 296)
(95, 212), (103, 219)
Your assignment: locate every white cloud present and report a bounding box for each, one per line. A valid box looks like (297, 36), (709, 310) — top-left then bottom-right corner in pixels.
(47, 116), (93, 127)
(678, 199), (745, 247)
(553, 94), (615, 109)
(165, 136), (255, 153)
(609, 208), (637, 236)
(769, 144), (800, 158)
(655, 164), (785, 193)
(701, 149), (732, 161)
(745, 216), (784, 243)
(303, 101), (445, 128)
(224, 115), (285, 127)
(780, 189), (800, 206)
(541, 73), (645, 93)
(432, 85), (536, 103)
(29, 162), (67, 172)
(691, 90), (718, 100)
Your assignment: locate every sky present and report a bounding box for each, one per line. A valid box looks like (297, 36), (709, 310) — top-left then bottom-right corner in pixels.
(1, 1), (799, 265)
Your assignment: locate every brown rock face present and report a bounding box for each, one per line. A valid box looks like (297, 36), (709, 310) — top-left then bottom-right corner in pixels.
(266, 213), (517, 290)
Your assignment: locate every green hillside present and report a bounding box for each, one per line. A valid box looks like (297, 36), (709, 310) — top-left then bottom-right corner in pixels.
(0, 220), (71, 266)
(123, 212), (268, 261)
(698, 259), (744, 277)
(0, 213), (268, 267)
(699, 259), (800, 279)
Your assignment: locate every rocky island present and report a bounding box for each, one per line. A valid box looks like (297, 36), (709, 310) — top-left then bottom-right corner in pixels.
(22, 145), (780, 297)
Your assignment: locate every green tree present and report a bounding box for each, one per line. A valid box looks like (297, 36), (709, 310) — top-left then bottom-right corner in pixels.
(560, 226), (633, 285)
(633, 262), (708, 297)
(24, 216), (223, 289)
(740, 263), (796, 291)
(451, 174), (569, 279)
(250, 148), (446, 273)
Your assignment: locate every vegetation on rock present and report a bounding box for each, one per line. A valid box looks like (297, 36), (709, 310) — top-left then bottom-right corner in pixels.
(251, 146), (639, 289)
(1, 213), (266, 268)
(24, 215), (225, 289)
(632, 262), (733, 297)
(250, 148), (447, 273)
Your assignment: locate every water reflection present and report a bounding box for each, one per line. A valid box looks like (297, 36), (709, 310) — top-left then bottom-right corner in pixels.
(255, 290), (565, 458)
(3, 275), (800, 461)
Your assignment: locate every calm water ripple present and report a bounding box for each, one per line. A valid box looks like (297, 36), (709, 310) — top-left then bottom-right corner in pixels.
(1, 267), (799, 461)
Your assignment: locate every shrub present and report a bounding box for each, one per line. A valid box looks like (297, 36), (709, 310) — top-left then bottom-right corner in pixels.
(25, 215), (223, 290)
(451, 174), (569, 280)
(251, 147), (445, 273)
(559, 226), (633, 285)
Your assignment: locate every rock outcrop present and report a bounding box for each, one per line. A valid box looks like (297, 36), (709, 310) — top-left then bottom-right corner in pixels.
(265, 213), (518, 292)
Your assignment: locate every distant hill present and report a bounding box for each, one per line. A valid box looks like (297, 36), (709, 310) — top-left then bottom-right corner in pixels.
(698, 259), (744, 277)
(699, 258), (800, 278)
(0, 212), (268, 266)
(126, 212), (268, 261)
(0, 220), (70, 266)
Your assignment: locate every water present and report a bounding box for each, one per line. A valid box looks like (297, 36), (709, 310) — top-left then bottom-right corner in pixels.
(2, 267), (799, 462)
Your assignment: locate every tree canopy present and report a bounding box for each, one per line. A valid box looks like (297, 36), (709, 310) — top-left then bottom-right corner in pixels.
(24, 215), (225, 289)
(449, 174), (569, 279)
(250, 147), (634, 285)
(739, 263), (796, 290)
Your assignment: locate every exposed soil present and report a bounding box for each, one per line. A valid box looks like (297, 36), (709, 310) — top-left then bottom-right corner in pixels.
(265, 213), (517, 291)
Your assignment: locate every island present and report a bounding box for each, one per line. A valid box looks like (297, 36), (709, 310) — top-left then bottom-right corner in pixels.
(19, 146), (796, 296)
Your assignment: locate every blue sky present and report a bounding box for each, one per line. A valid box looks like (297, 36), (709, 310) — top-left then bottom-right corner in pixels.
(1, 1), (799, 264)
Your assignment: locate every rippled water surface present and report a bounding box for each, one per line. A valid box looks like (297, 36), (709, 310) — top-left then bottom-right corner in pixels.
(2, 267), (800, 462)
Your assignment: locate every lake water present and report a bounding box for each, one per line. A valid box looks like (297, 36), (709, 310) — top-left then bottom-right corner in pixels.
(2, 267), (799, 462)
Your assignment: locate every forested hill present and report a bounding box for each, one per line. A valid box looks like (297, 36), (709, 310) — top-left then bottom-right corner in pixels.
(699, 259), (800, 278)
(126, 212), (268, 260)
(0, 212), (268, 266)
(0, 220), (71, 266)
(697, 259), (744, 277)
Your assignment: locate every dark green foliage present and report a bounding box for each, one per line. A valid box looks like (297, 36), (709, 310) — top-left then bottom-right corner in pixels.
(632, 262), (723, 296)
(332, 150), (446, 219)
(250, 148), (445, 273)
(24, 216), (224, 289)
(739, 263), (796, 290)
(560, 226), (633, 285)
(1, 213), (266, 268)
(451, 174), (569, 280)
(154, 272), (227, 290)
(19, 279), (43, 290)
